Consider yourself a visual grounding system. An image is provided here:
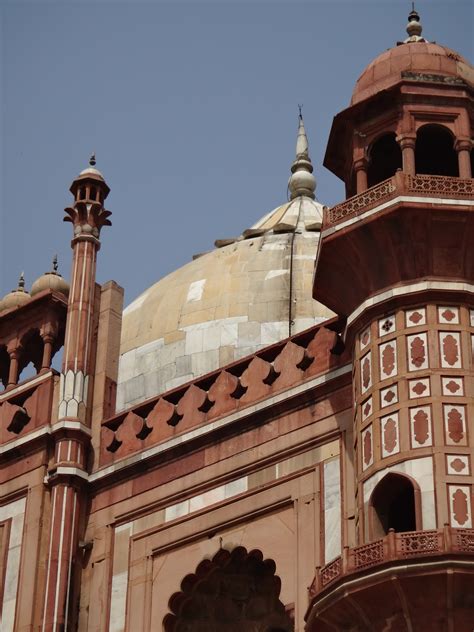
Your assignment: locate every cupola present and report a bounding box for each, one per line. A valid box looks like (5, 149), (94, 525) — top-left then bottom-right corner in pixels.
(69, 153), (111, 204)
(0, 273), (32, 314)
(31, 256), (70, 298)
(324, 7), (473, 199)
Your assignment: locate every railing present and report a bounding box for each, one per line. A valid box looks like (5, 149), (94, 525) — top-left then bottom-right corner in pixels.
(309, 526), (474, 597)
(325, 173), (474, 228)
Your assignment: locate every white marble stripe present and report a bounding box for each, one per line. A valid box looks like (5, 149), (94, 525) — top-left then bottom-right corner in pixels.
(64, 242), (79, 364)
(42, 487), (57, 632)
(83, 246), (96, 374)
(64, 490), (77, 631)
(346, 280), (474, 331)
(53, 487), (68, 631)
(75, 241), (89, 373)
(1, 423), (91, 457)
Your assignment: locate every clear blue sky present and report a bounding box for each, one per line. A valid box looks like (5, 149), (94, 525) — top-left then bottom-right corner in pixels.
(1, 0), (472, 305)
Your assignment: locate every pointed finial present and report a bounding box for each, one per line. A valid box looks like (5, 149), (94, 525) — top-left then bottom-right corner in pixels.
(89, 152), (96, 167)
(52, 254), (58, 274)
(288, 108), (316, 200)
(18, 271), (25, 290)
(404, 3), (425, 42)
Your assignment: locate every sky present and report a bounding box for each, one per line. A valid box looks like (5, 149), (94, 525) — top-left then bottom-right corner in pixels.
(0, 0), (472, 306)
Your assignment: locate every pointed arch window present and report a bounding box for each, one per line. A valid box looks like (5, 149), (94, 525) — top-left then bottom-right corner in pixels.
(369, 472), (422, 539)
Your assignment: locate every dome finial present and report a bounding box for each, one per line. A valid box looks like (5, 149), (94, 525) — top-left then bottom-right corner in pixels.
(404, 3), (425, 43)
(52, 254), (58, 274)
(18, 271), (25, 290)
(89, 152), (96, 167)
(288, 108), (316, 200)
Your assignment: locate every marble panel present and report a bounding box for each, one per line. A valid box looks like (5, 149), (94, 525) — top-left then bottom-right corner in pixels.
(408, 377), (430, 399)
(439, 331), (462, 369)
(361, 396), (373, 421)
(438, 306), (459, 324)
(409, 405), (432, 448)
(324, 458), (341, 563)
(380, 412), (400, 457)
(446, 454), (470, 476)
(360, 351), (372, 394)
(378, 314), (395, 337)
(186, 279), (206, 303)
(380, 383), (398, 408)
(449, 485), (472, 528)
(359, 326), (371, 351)
(405, 307), (426, 327)
(407, 332), (429, 371)
(442, 376), (464, 396)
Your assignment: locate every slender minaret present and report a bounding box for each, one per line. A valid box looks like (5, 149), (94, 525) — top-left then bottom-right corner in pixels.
(42, 156), (111, 632)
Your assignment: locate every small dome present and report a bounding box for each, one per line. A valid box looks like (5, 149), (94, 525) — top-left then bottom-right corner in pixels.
(31, 272), (69, 298)
(352, 42), (473, 105)
(0, 274), (31, 314)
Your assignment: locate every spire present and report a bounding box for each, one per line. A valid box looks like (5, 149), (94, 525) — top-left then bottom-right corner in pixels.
(404, 4), (426, 43)
(52, 254), (58, 274)
(17, 271), (25, 291)
(89, 152), (96, 167)
(288, 108), (316, 200)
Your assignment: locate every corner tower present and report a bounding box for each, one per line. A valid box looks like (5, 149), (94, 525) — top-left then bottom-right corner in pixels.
(307, 10), (474, 631)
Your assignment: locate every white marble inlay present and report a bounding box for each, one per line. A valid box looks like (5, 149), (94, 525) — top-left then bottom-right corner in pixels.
(438, 306), (459, 324)
(405, 307), (426, 328)
(449, 485), (472, 528)
(186, 279), (206, 302)
(323, 457), (341, 563)
(446, 455), (470, 476)
(378, 314), (395, 337)
(442, 376), (464, 396)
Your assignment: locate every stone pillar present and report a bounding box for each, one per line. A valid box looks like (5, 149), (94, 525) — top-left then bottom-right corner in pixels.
(354, 158), (368, 193)
(398, 135), (416, 176)
(40, 333), (54, 372)
(7, 344), (20, 388)
(455, 139), (472, 179)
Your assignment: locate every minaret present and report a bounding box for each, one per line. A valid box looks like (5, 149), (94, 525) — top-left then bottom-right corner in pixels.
(42, 156), (111, 632)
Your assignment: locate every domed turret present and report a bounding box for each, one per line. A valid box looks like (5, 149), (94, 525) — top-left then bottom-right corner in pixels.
(31, 256), (70, 298)
(0, 272), (32, 314)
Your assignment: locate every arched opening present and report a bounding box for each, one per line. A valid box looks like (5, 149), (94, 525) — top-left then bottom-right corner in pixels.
(17, 329), (44, 383)
(367, 133), (402, 188)
(163, 547), (294, 632)
(415, 124), (458, 176)
(369, 472), (421, 540)
(0, 345), (10, 389)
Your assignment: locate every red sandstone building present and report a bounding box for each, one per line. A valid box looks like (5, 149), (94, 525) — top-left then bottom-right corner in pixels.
(2, 9), (474, 632)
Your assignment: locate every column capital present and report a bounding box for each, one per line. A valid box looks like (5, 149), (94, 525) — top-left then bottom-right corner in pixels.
(397, 134), (416, 149)
(353, 157), (368, 173)
(454, 137), (472, 153)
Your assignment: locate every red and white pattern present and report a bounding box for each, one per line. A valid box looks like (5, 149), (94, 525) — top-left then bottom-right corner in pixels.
(438, 306), (460, 324)
(360, 326), (371, 351)
(380, 384), (398, 408)
(379, 340), (397, 380)
(360, 351), (372, 394)
(362, 425), (373, 470)
(442, 376), (464, 396)
(407, 332), (429, 371)
(408, 377), (430, 399)
(439, 331), (462, 368)
(361, 396), (373, 421)
(444, 404), (467, 446)
(380, 412), (399, 458)
(449, 485), (472, 528)
(378, 314), (395, 337)
(409, 406), (432, 448)
(446, 455), (470, 476)
(405, 307), (426, 328)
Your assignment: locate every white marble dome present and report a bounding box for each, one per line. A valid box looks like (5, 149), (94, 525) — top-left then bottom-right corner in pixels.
(116, 117), (334, 411)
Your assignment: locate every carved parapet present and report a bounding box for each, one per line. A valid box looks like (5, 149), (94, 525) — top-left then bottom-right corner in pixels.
(309, 526), (474, 600)
(99, 320), (350, 465)
(324, 173), (474, 228)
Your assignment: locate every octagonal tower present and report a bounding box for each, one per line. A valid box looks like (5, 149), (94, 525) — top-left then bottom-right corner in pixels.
(307, 10), (474, 631)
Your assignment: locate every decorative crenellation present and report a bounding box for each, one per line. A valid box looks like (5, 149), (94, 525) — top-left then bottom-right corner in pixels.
(100, 322), (348, 465)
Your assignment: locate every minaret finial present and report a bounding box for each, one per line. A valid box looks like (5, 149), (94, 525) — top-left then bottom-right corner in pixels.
(288, 108), (316, 200)
(404, 3), (425, 42)
(18, 271), (25, 290)
(52, 254), (58, 273)
(89, 152), (96, 167)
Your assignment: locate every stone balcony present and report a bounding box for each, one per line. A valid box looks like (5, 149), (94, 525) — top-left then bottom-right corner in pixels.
(306, 527), (474, 631)
(324, 172), (474, 229)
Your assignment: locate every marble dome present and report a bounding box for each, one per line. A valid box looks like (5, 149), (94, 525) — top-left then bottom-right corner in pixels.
(116, 117), (334, 411)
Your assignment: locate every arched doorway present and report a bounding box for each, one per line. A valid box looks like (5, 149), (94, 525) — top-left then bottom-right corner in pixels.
(367, 133), (402, 187)
(163, 546), (293, 632)
(415, 124), (458, 176)
(369, 472), (421, 539)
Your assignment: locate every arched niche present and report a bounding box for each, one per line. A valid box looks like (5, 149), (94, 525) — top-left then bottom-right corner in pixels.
(415, 124), (458, 177)
(369, 472), (422, 540)
(367, 132), (402, 188)
(163, 546), (293, 632)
